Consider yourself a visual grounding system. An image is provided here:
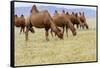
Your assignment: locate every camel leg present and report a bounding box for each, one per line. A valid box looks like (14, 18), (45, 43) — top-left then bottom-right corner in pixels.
(54, 29), (56, 37)
(20, 27), (22, 34)
(77, 24), (79, 29)
(22, 26), (25, 33)
(80, 24), (84, 29)
(82, 24), (84, 29)
(80, 24), (81, 29)
(66, 26), (68, 37)
(45, 28), (49, 41)
(73, 24), (76, 29)
(25, 27), (29, 41)
(50, 29), (53, 37)
(63, 26), (65, 35)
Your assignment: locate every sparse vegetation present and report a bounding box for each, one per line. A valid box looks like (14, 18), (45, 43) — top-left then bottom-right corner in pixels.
(15, 19), (97, 66)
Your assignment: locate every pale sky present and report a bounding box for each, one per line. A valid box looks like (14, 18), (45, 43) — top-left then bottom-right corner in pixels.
(15, 2), (96, 10)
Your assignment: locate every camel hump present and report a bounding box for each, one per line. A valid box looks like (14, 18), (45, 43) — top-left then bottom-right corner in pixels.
(79, 12), (85, 18)
(20, 15), (25, 20)
(54, 10), (59, 16)
(61, 9), (65, 15)
(79, 12), (82, 15)
(83, 12), (84, 15)
(72, 12), (75, 15)
(31, 5), (39, 13)
(55, 10), (58, 13)
(43, 10), (48, 13)
(43, 10), (52, 17)
(21, 14), (24, 17)
(79, 12), (85, 16)
(19, 15), (25, 23)
(75, 13), (78, 17)
(66, 12), (69, 15)
(82, 12), (85, 17)
(62, 9), (65, 13)
(31, 5), (37, 11)
(32, 5), (36, 8)
(15, 14), (18, 17)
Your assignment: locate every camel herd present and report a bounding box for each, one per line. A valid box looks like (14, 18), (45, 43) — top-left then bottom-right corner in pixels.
(14, 5), (89, 41)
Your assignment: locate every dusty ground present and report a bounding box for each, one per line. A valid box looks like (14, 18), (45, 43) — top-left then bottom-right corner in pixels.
(14, 19), (97, 66)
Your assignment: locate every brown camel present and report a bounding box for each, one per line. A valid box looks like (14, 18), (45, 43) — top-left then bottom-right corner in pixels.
(14, 14), (25, 33)
(51, 10), (76, 37)
(79, 12), (89, 29)
(66, 12), (84, 29)
(25, 5), (63, 41)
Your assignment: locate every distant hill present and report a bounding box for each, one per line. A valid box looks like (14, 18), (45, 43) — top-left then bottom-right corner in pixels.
(15, 5), (96, 18)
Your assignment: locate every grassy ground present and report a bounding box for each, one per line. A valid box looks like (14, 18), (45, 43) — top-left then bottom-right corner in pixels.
(15, 19), (97, 66)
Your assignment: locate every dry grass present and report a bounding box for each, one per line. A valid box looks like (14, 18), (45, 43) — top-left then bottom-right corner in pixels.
(15, 19), (97, 66)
